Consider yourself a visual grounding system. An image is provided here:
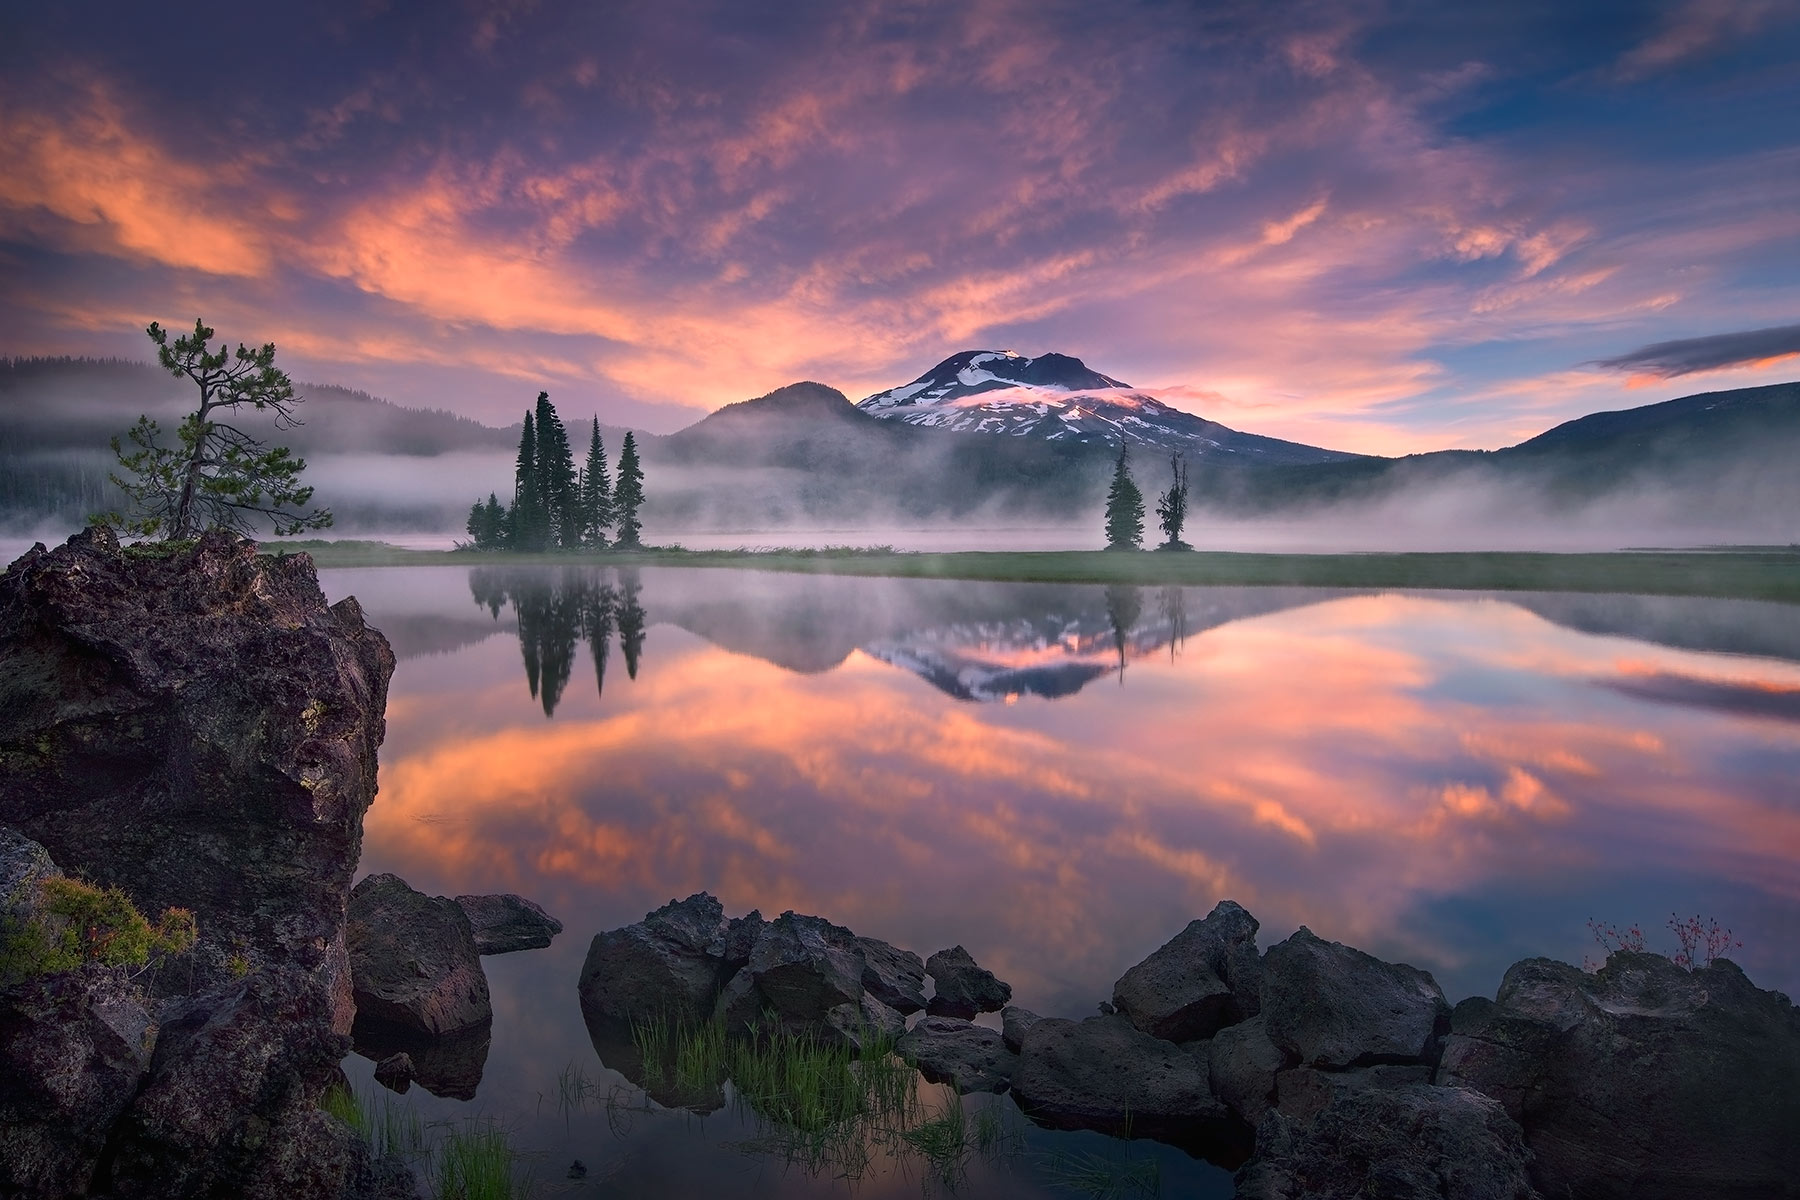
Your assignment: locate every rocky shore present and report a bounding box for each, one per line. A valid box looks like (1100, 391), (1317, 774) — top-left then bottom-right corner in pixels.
(581, 893), (1800, 1199)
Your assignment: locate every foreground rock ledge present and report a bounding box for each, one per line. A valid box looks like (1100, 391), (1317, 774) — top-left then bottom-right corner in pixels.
(0, 529), (405, 1200)
(578, 892), (1800, 1198)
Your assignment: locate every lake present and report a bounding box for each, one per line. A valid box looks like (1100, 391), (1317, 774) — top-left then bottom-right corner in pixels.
(319, 563), (1800, 1197)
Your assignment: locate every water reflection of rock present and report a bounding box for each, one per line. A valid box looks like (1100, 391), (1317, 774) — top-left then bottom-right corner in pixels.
(351, 1020), (493, 1101)
(469, 566), (648, 716)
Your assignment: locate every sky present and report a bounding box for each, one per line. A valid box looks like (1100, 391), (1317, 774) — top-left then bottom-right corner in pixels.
(2, 0), (1798, 455)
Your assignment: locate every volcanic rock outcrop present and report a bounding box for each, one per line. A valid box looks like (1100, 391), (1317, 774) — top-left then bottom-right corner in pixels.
(0, 529), (404, 1200)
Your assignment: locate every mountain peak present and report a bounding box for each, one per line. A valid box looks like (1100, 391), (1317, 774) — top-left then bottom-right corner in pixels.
(698, 381), (859, 424)
(855, 350), (1363, 465)
(861, 350), (1131, 410)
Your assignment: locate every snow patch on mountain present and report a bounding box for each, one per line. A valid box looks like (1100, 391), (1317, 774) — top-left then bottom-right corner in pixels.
(857, 350), (1361, 465)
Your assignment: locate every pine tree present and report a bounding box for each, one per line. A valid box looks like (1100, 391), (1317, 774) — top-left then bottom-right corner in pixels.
(533, 392), (580, 548)
(510, 411), (549, 550)
(1103, 442), (1145, 550)
(580, 418), (614, 547)
(613, 431), (645, 549)
(105, 319), (331, 538)
(1155, 453), (1190, 550)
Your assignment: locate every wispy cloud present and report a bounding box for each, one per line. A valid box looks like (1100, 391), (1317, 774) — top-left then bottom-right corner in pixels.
(1593, 322), (1800, 378)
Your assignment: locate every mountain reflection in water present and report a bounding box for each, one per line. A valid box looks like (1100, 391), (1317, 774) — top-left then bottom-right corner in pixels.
(318, 565), (1800, 1200)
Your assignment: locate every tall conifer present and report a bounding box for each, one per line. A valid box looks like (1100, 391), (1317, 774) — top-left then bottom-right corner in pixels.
(1103, 442), (1145, 550)
(613, 431), (645, 548)
(580, 418), (614, 547)
(533, 391), (579, 548)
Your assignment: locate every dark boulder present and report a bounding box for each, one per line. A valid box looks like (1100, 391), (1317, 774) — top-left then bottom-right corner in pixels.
(746, 912), (866, 1024)
(1208, 1013), (1287, 1126)
(1010, 1015), (1237, 1150)
(1439, 951), (1800, 1200)
(0, 827), (60, 927)
(0, 529), (394, 1020)
(925, 945), (1011, 1018)
(578, 893), (731, 1032)
(453, 893), (563, 955)
(0, 531), (399, 1198)
(1000, 1005), (1042, 1053)
(1261, 927), (1450, 1069)
(1236, 1080), (1539, 1200)
(856, 935), (927, 1015)
(347, 873), (490, 1039)
(0, 967), (156, 1198)
(1112, 899), (1262, 1042)
(897, 1016), (1017, 1093)
(372, 1052), (414, 1094)
(103, 964), (360, 1199)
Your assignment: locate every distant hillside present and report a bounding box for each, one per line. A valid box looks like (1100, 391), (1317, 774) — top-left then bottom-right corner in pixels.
(0, 357), (515, 456)
(647, 381), (1115, 526)
(4, 355), (1796, 541)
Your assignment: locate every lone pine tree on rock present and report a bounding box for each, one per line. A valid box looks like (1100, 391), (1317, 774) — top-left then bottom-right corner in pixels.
(104, 319), (332, 539)
(1104, 442), (1145, 551)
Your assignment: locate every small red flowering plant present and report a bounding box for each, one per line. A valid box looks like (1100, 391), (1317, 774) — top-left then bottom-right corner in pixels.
(1584, 912), (1742, 973)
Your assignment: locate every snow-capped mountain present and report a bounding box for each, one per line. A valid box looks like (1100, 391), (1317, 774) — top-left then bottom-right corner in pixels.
(857, 350), (1363, 465)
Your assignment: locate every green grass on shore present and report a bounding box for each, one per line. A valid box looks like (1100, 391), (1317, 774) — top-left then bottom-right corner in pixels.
(275, 539), (1800, 603)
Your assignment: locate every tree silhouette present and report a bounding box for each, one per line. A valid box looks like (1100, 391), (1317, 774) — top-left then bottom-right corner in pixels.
(1103, 443), (1144, 550)
(1155, 453), (1190, 550)
(614, 432), (646, 548)
(1105, 583), (1142, 681)
(580, 417), (615, 547)
(105, 319), (331, 538)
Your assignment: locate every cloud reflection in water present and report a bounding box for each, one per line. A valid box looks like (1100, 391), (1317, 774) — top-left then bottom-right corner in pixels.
(344, 568), (1800, 1013)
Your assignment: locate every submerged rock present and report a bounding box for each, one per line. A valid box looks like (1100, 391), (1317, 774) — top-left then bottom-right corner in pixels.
(925, 945), (1011, 1018)
(1439, 951), (1800, 1200)
(897, 1016), (1017, 1094)
(353, 1021), (491, 1102)
(1236, 1080), (1539, 1200)
(1261, 927), (1450, 1069)
(1112, 899), (1262, 1042)
(372, 1052), (414, 1094)
(1009, 1014), (1236, 1149)
(454, 893), (563, 955)
(348, 873), (490, 1039)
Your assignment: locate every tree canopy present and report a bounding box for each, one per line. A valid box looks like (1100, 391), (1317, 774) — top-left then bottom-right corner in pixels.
(1103, 442), (1144, 550)
(103, 320), (331, 539)
(463, 394), (641, 552)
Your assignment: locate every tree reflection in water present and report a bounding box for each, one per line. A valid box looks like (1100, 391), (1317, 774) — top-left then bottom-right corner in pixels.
(469, 566), (648, 716)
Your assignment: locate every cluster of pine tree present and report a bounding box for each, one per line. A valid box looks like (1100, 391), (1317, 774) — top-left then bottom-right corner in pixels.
(465, 392), (645, 551)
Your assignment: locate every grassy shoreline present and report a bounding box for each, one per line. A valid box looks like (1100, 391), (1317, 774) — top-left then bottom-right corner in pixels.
(280, 540), (1800, 602)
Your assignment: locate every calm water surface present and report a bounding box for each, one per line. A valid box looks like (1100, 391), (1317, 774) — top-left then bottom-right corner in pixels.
(318, 565), (1800, 1198)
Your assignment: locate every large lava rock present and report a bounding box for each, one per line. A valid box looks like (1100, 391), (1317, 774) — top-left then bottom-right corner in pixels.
(897, 1016), (1017, 1094)
(578, 893), (732, 1033)
(1112, 899), (1262, 1042)
(1209, 1013), (1287, 1126)
(454, 893), (563, 955)
(1009, 1014), (1238, 1150)
(925, 945), (1011, 1018)
(1261, 927), (1450, 1069)
(0, 530), (401, 1200)
(0, 964), (157, 1197)
(347, 874), (490, 1039)
(1439, 951), (1800, 1200)
(1236, 1079), (1540, 1200)
(856, 935), (927, 1015)
(0, 529), (394, 1017)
